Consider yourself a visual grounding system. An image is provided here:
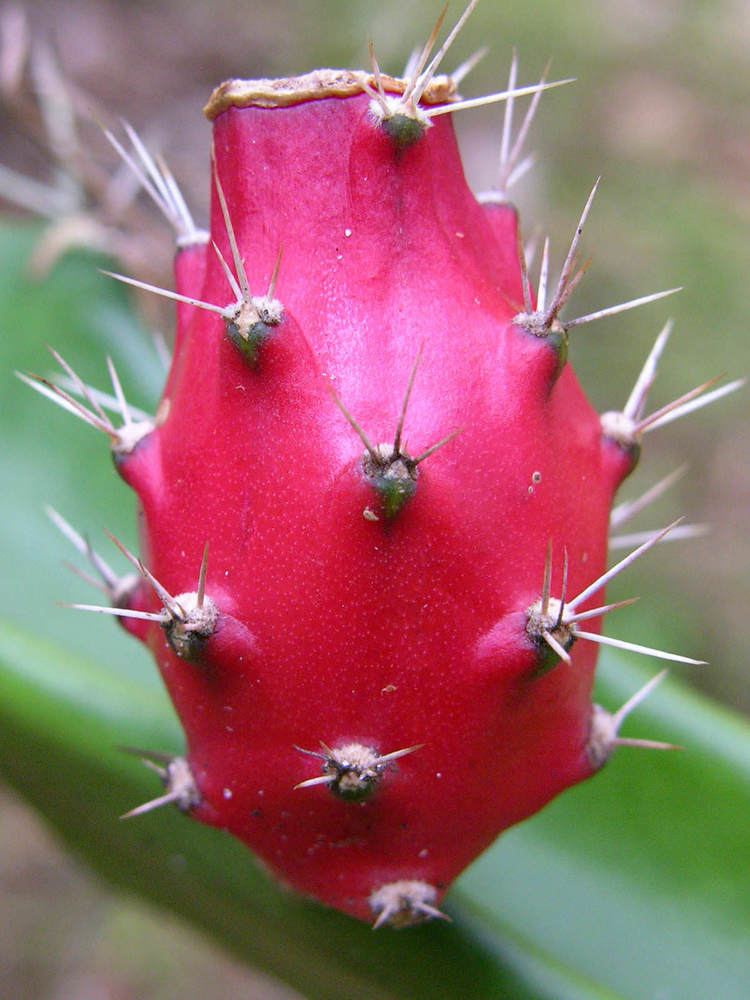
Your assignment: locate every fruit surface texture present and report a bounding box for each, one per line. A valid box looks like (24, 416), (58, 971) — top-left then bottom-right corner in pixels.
(127, 70), (616, 925)
(28, 4), (737, 929)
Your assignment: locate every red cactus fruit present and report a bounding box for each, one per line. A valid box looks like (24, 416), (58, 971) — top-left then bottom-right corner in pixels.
(26, 3), (743, 927)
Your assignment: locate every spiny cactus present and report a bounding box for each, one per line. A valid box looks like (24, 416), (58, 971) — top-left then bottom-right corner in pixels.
(20, 1), (743, 929)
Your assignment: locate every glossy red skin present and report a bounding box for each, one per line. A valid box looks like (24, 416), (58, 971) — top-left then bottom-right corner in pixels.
(121, 90), (626, 922)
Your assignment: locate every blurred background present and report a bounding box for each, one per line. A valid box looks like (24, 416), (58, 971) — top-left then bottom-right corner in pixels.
(0, 0), (747, 996)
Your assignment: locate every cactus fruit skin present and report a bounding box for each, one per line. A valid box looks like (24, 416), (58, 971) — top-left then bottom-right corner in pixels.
(107, 69), (625, 926)
(30, 29), (729, 926)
